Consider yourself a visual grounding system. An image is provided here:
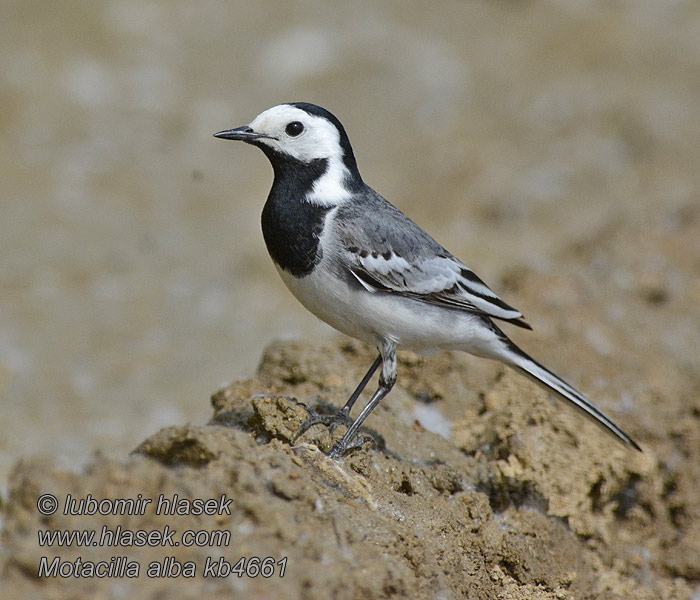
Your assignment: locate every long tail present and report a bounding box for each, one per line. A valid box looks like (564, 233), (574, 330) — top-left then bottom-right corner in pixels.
(495, 333), (641, 451)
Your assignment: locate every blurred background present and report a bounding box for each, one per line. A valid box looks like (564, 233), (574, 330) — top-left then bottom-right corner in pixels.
(1, 1), (699, 485)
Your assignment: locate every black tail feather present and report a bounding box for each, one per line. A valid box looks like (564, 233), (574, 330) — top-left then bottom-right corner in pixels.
(500, 337), (641, 451)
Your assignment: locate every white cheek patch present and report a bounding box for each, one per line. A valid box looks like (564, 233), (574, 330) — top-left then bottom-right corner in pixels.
(288, 123), (339, 162)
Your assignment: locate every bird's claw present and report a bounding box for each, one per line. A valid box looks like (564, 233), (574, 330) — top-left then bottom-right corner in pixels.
(292, 408), (353, 445)
(293, 408), (380, 458)
(327, 434), (375, 459)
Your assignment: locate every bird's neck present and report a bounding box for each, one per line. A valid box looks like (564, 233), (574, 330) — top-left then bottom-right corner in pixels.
(259, 149), (365, 277)
(264, 151), (329, 195)
(262, 147), (363, 208)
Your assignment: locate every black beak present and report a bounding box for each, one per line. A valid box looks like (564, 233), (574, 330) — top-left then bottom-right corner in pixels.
(213, 126), (274, 142)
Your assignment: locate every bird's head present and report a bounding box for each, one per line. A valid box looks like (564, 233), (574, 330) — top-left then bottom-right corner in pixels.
(215, 103), (363, 201)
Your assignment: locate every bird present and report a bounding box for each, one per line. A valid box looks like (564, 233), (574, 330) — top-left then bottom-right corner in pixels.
(214, 102), (640, 458)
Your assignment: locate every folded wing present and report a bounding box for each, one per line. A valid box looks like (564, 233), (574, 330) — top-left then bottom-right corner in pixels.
(334, 193), (531, 329)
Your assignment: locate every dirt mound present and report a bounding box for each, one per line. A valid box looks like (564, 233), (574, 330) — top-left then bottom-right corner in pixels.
(2, 339), (697, 599)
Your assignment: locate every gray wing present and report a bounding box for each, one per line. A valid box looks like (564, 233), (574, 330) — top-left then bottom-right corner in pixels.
(333, 190), (531, 329)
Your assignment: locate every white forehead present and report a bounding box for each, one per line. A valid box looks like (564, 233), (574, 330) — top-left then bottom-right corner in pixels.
(248, 104), (342, 161)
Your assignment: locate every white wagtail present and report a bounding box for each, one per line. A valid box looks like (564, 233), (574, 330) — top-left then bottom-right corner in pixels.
(215, 102), (640, 458)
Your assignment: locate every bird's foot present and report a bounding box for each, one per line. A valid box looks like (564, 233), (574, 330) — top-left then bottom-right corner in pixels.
(327, 433), (376, 459)
(293, 407), (383, 458)
(291, 407), (354, 445)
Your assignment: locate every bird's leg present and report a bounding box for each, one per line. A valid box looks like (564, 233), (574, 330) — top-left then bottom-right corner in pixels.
(339, 354), (382, 415)
(328, 342), (396, 459)
(291, 353), (382, 443)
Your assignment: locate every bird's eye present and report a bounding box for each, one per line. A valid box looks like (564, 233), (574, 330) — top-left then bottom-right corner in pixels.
(285, 121), (304, 137)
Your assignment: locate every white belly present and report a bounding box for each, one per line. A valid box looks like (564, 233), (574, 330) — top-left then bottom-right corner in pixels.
(275, 262), (501, 357)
